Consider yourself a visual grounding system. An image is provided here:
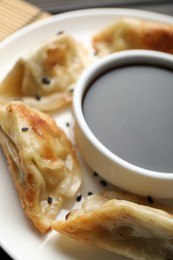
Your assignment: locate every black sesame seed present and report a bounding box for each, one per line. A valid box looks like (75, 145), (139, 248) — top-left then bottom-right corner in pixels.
(93, 172), (98, 177)
(100, 180), (107, 187)
(147, 196), (154, 204)
(35, 94), (41, 101)
(76, 194), (82, 202)
(47, 196), (53, 204)
(57, 30), (64, 35)
(88, 192), (93, 196)
(65, 212), (71, 220)
(41, 77), (51, 85)
(66, 122), (70, 127)
(93, 50), (98, 56)
(21, 127), (29, 131)
(119, 233), (122, 237)
(69, 88), (74, 93)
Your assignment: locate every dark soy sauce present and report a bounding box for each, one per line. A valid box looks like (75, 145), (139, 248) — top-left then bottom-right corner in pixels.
(83, 65), (173, 173)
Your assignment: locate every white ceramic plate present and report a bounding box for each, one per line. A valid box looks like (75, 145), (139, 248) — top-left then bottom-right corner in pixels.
(1, 8), (173, 260)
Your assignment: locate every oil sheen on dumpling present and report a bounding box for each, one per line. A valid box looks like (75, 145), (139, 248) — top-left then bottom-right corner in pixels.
(0, 33), (89, 112)
(52, 191), (173, 259)
(92, 17), (173, 56)
(0, 101), (82, 233)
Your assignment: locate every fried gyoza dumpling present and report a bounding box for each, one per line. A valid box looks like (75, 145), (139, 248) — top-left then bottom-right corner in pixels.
(0, 33), (89, 112)
(52, 191), (173, 259)
(92, 17), (173, 56)
(0, 101), (82, 233)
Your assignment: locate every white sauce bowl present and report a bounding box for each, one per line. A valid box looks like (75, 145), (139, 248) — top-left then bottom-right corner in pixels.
(73, 50), (173, 198)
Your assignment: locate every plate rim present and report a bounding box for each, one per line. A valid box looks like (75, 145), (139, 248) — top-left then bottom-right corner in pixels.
(1, 7), (173, 260)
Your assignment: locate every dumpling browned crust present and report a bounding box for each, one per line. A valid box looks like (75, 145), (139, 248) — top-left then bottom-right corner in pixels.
(0, 33), (89, 112)
(52, 191), (173, 259)
(0, 101), (82, 233)
(92, 17), (173, 56)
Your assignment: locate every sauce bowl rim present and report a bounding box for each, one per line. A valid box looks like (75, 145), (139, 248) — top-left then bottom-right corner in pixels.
(73, 50), (173, 180)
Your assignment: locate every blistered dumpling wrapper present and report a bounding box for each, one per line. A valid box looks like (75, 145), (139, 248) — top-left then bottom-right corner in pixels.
(92, 17), (173, 56)
(0, 33), (90, 112)
(52, 190), (173, 259)
(0, 101), (82, 233)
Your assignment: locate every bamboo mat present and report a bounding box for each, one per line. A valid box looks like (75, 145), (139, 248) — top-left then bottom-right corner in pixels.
(0, 0), (51, 41)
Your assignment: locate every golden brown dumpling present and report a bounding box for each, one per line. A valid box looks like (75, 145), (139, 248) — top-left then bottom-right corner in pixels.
(52, 191), (173, 259)
(92, 17), (173, 56)
(0, 101), (82, 233)
(0, 33), (89, 112)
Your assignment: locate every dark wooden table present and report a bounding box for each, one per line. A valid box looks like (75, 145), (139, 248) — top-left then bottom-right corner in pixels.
(27, 0), (173, 16)
(1, 0), (173, 259)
